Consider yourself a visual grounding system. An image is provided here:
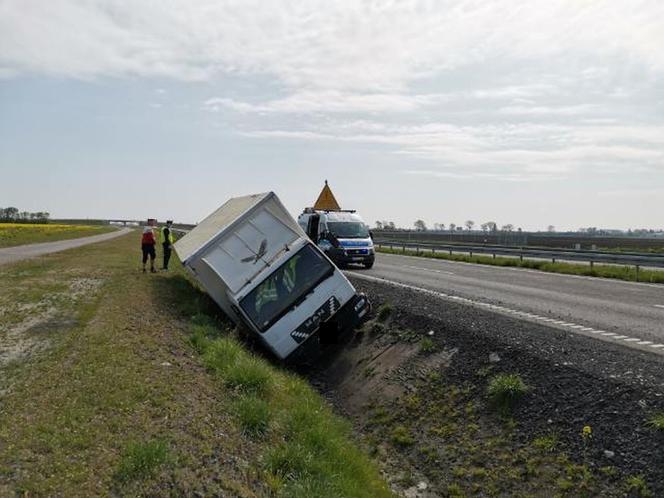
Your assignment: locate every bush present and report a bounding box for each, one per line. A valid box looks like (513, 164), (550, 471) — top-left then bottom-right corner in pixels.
(235, 395), (271, 436)
(487, 373), (529, 415)
(115, 440), (170, 481)
(647, 412), (664, 431)
(390, 425), (415, 447)
(420, 337), (436, 353)
(376, 303), (393, 322)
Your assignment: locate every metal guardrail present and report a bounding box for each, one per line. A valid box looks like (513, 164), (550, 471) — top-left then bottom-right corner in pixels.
(374, 239), (664, 279)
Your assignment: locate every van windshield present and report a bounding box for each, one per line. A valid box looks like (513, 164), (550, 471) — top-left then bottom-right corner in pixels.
(239, 245), (335, 332)
(327, 221), (369, 238)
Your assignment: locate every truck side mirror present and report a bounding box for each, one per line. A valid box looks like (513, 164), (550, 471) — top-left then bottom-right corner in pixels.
(369, 230), (374, 241)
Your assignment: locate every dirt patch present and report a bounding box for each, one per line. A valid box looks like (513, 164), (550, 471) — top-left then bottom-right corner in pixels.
(0, 307), (58, 367)
(68, 277), (104, 299)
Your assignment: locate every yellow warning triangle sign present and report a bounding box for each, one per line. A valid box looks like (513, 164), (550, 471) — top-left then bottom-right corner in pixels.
(313, 180), (341, 211)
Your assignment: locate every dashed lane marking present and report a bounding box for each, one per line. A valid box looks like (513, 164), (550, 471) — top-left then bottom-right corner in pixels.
(654, 305), (664, 309)
(347, 271), (664, 356)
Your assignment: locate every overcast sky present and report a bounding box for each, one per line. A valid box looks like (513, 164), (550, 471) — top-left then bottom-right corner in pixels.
(1, 1), (663, 230)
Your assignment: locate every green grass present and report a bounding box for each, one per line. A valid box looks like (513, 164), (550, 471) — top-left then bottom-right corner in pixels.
(487, 373), (530, 415)
(624, 475), (652, 497)
(0, 223), (115, 248)
(189, 319), (393, 498)
(376, 303), (393, 322)
(420, 337), (436, 353)
(115, 440), (170, 481)
(0, 232), (393, 497)
(533, 433), (558, 453)
(646, 412), (664, 430)
(390, 425), (415, 447)
(377, 247), (664, 284)
(235, 395), (271, 436)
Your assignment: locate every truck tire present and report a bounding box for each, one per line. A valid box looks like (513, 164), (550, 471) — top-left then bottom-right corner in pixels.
(363, 260), (374, 269)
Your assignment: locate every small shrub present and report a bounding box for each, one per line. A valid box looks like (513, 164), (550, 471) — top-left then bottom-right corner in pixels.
(487, 373), (529, 415)
(533, 433), (558, 452)
(115, 440), (170, 481)
(265, 442), (315, 481)
(376, 303), (393, 322)
(202, 338), (243, 374)
(235, 395), (271, 436)
(420, 337), (436, 353)
(646, 412), (664, 430)
(624, 475), (652, 497)
(226, 356), (272, 395)
(390, 425), (415, 447)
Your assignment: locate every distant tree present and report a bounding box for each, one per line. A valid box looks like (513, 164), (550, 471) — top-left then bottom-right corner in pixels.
(547, 225), (555, 233)
(375, 221), (383, 230)
(501, 224), (514, 232)
(414, 219), (427, 231)
(449, 223), (456, 232)
(480, 223), (488, 232)
(386, 221), (396, 230)
(4, 207), (18, 220)
(486, 221), (497, 232)
(465, 220), (475, 231)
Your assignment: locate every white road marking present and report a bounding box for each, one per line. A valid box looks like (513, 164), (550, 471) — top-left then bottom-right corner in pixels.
(347, 271), (664, 355)
(654, 305), (664, 309)
(404, 264), (455, 275)
(377, 250), (664, 289)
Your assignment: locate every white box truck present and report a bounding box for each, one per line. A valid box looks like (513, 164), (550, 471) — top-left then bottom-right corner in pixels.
(174, 192), (371, 360)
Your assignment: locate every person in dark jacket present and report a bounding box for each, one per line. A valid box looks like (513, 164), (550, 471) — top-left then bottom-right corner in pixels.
(141, 226), (157, 273)
(160, 220), (175, 270)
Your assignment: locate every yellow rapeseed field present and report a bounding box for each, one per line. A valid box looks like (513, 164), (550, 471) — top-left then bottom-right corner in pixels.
(0, 223), (114, 248)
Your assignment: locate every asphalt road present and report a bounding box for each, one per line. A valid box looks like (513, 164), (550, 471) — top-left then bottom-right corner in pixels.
(347, 251), (664, 352)
(0, 228), (131, 266)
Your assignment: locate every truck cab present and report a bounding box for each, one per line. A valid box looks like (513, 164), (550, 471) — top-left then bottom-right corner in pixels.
(298, 209), (375, 269)
(174, 192), (370, 361)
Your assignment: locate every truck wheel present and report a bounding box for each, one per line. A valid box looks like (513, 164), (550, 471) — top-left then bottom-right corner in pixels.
(363, 260), (374, 269)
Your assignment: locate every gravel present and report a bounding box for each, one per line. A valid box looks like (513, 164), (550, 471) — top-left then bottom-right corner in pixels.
(347, 276), (664, 493)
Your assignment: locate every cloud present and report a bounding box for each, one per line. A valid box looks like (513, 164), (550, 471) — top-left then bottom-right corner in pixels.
(240, 119), (664, 181)
(204, 91), (449, 114)
(1, 1), (663, 89)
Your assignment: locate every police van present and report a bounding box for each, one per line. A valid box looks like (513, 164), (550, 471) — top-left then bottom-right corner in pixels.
(298, 209), (375, 269)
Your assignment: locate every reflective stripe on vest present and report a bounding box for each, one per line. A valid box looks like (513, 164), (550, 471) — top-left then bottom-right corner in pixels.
(255, 278), (278, 313)
(160, 227), (175, 244)
(282, 256), (299, 292)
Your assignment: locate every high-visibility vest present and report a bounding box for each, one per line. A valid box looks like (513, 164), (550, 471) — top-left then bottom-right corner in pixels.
(160, 227), (175, 244)
(255, 278), (278, 313)
(282, 255), (300, 292)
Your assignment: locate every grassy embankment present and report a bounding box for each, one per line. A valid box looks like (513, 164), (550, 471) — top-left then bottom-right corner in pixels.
(0, 223), (115, 248)
(0, 232), (392, 497)
(377, 246), (664, 284)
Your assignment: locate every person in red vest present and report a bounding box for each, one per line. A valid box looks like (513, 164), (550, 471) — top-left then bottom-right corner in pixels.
(141, 226), (157, 273)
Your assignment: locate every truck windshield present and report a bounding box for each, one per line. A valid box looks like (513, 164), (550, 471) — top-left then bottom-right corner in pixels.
(239, 245), (335, 332)
(327, 222), (369, 238)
